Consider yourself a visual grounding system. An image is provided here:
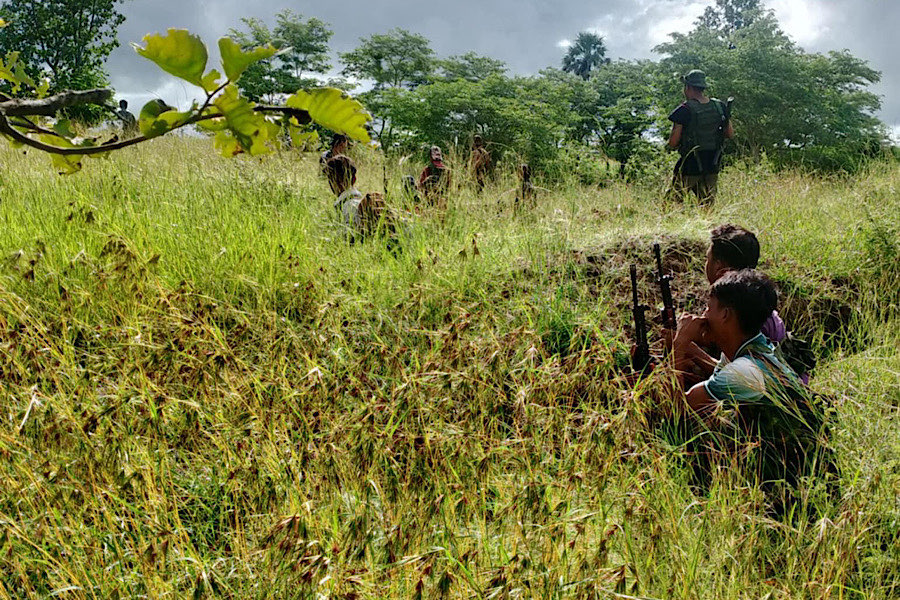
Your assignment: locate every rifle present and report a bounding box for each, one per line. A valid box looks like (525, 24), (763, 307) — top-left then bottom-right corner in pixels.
(630, 264), (652, 372)
(654, 243), (676, 331)
(713, 96), (734, 169)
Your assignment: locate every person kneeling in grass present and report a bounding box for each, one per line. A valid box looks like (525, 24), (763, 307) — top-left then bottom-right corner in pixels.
(324, 155), (395, 243)
(679, 224), (812, 385)
(673, 269), (830, 507)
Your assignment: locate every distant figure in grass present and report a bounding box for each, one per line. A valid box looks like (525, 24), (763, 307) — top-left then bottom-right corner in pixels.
(320, 134), (350, 173)
(515, 163), (536, 211)
(470, 134), (492, 192)
(418, 146), (451, 207)
(323, 155), (390, 242)
(666, 70), (733, 206)
(677, 224), (814, 385)
(116, 99), (137, 137)
(672, 269), (830, 508)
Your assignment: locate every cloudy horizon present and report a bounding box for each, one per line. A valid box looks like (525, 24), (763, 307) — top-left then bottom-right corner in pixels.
(107, 0), (899, 138)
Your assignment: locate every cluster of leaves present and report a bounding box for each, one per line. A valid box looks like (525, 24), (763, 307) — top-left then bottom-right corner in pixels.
(0, 28), (372, 173)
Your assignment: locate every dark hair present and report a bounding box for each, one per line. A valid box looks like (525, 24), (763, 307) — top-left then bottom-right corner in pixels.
(710, 269), (778, 335)
(331, 134), (349, 150)
(324, 155), (356, 190)
(710, 224), (760, 270)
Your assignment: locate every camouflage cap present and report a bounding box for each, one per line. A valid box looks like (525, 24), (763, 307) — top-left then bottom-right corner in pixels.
(682, 69), (708, 89)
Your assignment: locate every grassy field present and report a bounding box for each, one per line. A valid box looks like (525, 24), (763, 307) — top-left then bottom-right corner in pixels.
(0, 137), (898, 599)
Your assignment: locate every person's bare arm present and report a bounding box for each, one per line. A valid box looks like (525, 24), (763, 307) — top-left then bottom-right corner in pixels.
(667, 123), (683, 149)
(725, 120), (734, 139)
(687, 342), (717, 378)
(685, 381), (717, 413)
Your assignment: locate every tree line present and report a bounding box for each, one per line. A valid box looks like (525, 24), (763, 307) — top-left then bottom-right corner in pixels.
(0, 0), (889, 175)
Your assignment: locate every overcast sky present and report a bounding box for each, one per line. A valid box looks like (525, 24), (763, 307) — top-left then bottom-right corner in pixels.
(108, 0), (899, 137)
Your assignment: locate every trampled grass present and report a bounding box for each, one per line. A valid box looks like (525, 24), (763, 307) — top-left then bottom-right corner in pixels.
(0, 137), (898, 598)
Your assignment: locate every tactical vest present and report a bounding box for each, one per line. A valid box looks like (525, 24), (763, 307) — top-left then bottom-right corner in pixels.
(680, 98), (726, 156)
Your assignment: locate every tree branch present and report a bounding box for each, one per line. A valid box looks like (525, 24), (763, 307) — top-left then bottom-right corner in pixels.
(0, 89), (113, 117)
(0, 88), (314, 155)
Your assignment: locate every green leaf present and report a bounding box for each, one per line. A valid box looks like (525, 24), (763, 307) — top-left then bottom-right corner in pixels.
(53, 120), (77, 139)
(38, 135), (83, 174)
(218, 38), (277, 82)
(201, 69), (223, 93)
(197, 117), (227, 132)
(288, 125), (319, 151)
(285, 88), (371, 143)
(213, 131), (242, 157)
(213, 85), (274, 156)
(139, 100), (192, 139)
(133, 29), (208, 87)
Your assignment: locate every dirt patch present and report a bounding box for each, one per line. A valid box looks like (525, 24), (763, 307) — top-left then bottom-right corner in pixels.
(548, 233), (863, 358)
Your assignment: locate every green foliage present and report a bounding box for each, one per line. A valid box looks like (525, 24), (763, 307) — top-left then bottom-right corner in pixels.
(561, 31), (610, 80)
(0, 28), (371, 174)
(218, 37), (277, 83)
(0, 0), (125, 122)
(436, 52), (507, 82)
(286, 88), (371, 143)
(138, 100), (194, 140)
(377, 74), (570, 173)
(227, 10), (334, 102)
(340, 28), (435, 89)
(0, 0), (124, 90)
(213, 84), (280, 156)
(134, 29), (209, 88)
(591, 61), (657, 177)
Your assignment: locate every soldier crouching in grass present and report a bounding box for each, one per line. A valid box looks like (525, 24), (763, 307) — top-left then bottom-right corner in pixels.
(323, 155), (392, 243)
(418, 146), (451, 208)
(666, 70), (733, 206)
(671, 269), (832, 513)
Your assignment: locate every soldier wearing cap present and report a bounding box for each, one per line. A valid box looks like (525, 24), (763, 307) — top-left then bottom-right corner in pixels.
(667, 69), (733, 206)
(418, 145), (451, 207)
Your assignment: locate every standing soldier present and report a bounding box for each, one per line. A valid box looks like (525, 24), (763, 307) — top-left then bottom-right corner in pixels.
(666, 70), (733, 206)
(470, 134), (491, 192)
(116, 99), (137, 137)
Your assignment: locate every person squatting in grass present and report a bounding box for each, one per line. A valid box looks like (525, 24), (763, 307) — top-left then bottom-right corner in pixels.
(666, 70), (733, 206)
(320, 133), (350, 173)
(676, 224), (812, 386)
(470, 134), (492, 193)
(672, 269), (831, 509)
(323, 155), (391, 242)
(418, 145), (451, 207)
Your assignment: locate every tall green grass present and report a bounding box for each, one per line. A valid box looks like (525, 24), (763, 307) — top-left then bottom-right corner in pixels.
(0, 137), (897, 598)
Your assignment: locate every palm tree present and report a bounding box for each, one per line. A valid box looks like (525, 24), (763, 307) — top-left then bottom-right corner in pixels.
(562, 32), (610, 80)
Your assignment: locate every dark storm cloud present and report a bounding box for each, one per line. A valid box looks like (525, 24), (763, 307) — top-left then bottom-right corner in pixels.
(108, 0), (897, 133)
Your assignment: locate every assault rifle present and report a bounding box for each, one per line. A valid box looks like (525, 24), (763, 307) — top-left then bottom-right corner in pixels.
(630, 264), (652, 372)
(654, 243), (676, 331)
(714, 96), (735, 169)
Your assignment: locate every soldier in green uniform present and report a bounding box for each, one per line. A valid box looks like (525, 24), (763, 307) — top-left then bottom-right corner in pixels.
(667, 70), (733, 205)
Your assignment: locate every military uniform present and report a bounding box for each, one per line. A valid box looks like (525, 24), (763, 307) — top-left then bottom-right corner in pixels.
(668, 70), (730, 205)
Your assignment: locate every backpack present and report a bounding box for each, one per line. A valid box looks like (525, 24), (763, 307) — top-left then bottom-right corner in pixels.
(680, 99), (727, 170)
